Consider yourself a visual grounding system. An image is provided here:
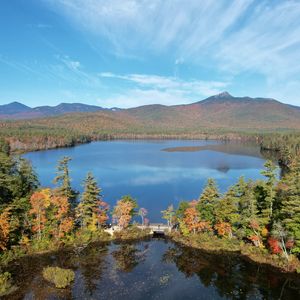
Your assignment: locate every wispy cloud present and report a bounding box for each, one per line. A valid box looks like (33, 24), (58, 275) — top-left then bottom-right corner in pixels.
(47, 55), (103, 88)
(98, 73), (228, 107)
(44, 0), (300, 104)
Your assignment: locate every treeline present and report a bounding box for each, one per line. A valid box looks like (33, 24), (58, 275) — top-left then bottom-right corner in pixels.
(260, 132), (300, 167)
(0, 139), (147, 255)
(1, 112), (299, 158)
(162, 158), (300, 268)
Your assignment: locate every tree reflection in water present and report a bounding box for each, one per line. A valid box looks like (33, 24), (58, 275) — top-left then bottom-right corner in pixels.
(4, 240), (300, 300)
(112, 243), (147, 273)
(163, 244), (300, 299)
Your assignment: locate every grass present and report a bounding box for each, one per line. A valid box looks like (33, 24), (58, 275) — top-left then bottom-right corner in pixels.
(0, 272), (17, 296)
(42, 266), (75, 288)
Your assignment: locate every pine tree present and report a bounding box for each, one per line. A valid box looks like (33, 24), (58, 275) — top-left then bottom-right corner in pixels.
(260, 160), (278, 222)
(197, 179), (219, 224)
(53, 156), (77, 208)
(215, 186), (240, 227)
(279, 159), (300, 254)
(76, 172), (105, 230)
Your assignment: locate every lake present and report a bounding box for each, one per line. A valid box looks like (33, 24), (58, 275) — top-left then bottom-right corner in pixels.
(24, 140), (269, 223)
(5, 238), (300, 299)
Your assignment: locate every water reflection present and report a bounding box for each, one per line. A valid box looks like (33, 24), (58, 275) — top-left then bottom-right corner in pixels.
(5, 239), (300, 300)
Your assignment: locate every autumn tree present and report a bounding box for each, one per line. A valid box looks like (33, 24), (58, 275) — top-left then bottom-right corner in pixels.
(161, 205), (175, 227)
(113, 195), (138, 229)
(48, 195), (73, 240)
(29, 189), (51, 240)
(0, 208), (11, 250)
(138, 208), (148, 226)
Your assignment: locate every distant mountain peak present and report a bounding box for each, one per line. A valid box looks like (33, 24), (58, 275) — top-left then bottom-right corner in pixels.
(213, 91), (233, 98)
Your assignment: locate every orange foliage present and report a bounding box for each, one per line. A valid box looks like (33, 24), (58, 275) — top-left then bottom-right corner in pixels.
(0, 208), (10, 250)
(215, 222), (232, 237)
(50, 195), (73, 238)
(29, 189), (51, 239)
(183, 207), (200, 233)
(183, 206), (212, 234)
(96, 200), (109, 226)
(113, 200), (134, 229)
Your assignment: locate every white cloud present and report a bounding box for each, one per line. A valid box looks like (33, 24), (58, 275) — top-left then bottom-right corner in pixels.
(98, 72), (228, 107)
(44, 0), (300, 105)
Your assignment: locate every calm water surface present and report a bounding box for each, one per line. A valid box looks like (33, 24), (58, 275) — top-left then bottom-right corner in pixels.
(24, 140), (269, 222)
(5, 239), (300, 300)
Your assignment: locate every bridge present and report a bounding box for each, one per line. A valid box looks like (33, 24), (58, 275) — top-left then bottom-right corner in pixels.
(104, 223), (171, 236)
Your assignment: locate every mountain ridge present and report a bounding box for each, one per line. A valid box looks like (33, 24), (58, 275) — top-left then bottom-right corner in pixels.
(0, 92), (299, 132)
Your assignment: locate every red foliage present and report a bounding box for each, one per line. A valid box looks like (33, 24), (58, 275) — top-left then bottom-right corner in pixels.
(268, 237), (282, 254)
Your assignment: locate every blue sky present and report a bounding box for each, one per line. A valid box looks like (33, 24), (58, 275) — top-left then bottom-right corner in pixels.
(0, 0), (300, 108)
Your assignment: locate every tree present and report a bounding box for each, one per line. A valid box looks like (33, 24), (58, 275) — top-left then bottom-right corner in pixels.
(49, 195), (73, 239)
(15, 157), (39, 199)
(76, 172), (108, 231)
(176, 201), (189, 220)
(0, 138), (10, 156)
(278, 158), (300, 254)
(270, 221), (292, 261)
(260, 160), (278, 221)
(0, 208), (10, 250)
(0, 152), (16, 206)
(197, 179), (219, 224)
(112, 195), (137, 229)
(183, 206), (200, 234)
(53, 156), (77, 208)
(161, 205), (175, 227)
(138, 208), (148, 226)
(29, 189), (51, 240)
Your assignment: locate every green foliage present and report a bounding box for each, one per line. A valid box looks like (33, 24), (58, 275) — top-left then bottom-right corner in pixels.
(0, 272), (17, 296)
(76, 172), (102, 229)
(53, 156), (78, 208)
(279, 159), (300, 254)
(197, 179), (219, 224)
(42, 266), (75, 288)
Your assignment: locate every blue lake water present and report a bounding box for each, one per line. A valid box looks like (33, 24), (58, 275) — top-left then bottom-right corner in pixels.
(24, 140), (268, 222)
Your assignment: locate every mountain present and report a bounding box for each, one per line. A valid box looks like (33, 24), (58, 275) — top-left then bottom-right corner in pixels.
(122, 92), (300, 130)
(0, 101), (31, 115)
(0, 92), (299, 131)
(0, 102), (109, 119)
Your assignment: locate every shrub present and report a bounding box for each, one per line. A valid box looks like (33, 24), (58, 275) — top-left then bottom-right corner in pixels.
(42, 266), (75, 288)
(0, 272), (17, 296)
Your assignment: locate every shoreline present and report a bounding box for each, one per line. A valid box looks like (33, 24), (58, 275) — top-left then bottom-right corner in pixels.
(2, 227), (300, 276)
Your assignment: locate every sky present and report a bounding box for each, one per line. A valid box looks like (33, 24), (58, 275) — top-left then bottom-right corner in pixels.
(0, 0), (300, 108)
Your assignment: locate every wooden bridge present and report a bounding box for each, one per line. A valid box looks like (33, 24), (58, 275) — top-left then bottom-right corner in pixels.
(104, 223), (171, 236)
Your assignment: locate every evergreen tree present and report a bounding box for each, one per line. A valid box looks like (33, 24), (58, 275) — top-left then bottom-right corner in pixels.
(197, 179), (219, 224)
(15, 157), (39, 199)
(176, 201), (189, 220)
(76, 172), (103, 230)
(279, 159), (300, 254)
(53, 156), (77, 208)
(260, 160), (278, 222)
(0, 151), (16, 205)
(0, 138), (10, 156)
(215, 186), (240, 227)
